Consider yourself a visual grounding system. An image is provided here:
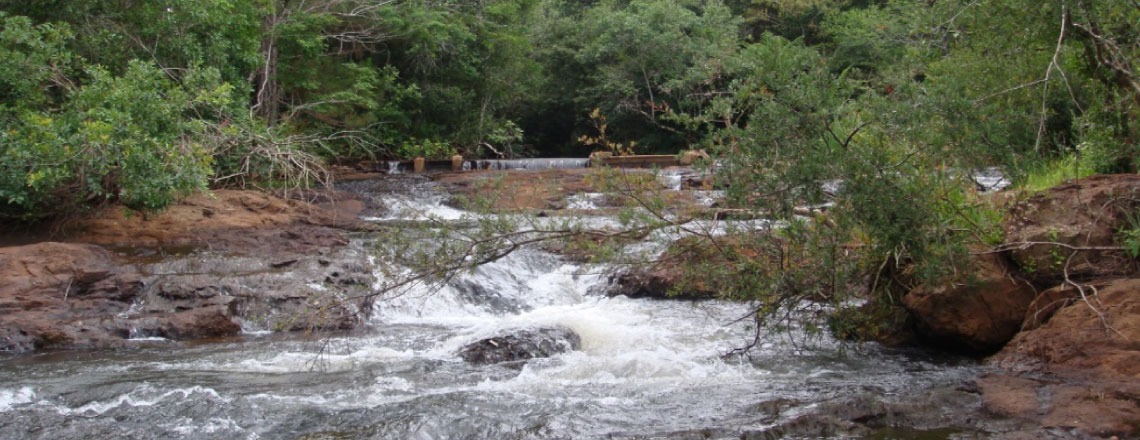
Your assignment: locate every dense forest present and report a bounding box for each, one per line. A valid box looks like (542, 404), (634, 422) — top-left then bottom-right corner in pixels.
(0, 0), (1136, 223)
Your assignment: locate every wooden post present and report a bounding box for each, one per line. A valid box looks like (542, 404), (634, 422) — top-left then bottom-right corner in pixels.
(589, 151), (613, 167)
(413, 157), (426, 173)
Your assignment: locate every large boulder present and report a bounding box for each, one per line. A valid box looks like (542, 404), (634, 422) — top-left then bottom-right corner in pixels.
(1004, 174), (1140, 282)
(992, 277), (1140, 380)
(459, 327), (581, 366)
(980, 277), (1140, 438)
(901, 253), (1037, 354)
(606, 234), (785, 301)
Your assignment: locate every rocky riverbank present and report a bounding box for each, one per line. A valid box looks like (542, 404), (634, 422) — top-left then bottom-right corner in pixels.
(0, 188), (375, 353)
(858, 174), (1140, 437)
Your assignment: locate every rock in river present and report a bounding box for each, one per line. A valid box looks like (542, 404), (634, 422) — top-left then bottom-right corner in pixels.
(459, 326), (581, 366)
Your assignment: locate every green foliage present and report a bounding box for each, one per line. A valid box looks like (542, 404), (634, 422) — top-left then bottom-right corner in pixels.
(1120, 209), (1140, 259)
(1, 60), (216, 217)
(579, 108), (637, 155)
(0, 13), (76, 113)
(1, 0), (264, 86)
(396, 139), (456, 160)
(1019, 154), (1097, 192)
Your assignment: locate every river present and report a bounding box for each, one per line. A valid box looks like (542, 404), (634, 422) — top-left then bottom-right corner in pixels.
(0, 173), (1008, 439)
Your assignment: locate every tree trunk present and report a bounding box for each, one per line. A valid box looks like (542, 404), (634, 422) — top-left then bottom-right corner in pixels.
(252, 15), (281, 125)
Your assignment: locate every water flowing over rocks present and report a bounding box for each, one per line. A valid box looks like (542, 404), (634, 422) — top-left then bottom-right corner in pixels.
(458, 326), (582, 366)
(3, 168), (1132, 439)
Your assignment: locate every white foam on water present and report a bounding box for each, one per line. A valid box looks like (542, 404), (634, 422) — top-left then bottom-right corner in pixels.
(45, 385), (229, 416)
(691, 190), (725, 207)
(127, 336), (170, 342)
(154, 344), (422, 374)
(451, 298), (766, 400)
(372, 250), (601, 325)
(566, 192), (606, 210)
(170, 416), (245, 436)
(0, 387), (36, 412)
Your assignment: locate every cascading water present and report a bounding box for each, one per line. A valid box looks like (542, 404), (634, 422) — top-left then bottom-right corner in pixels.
(472, 158), (591, 170)
(0, 174), (1013, 439)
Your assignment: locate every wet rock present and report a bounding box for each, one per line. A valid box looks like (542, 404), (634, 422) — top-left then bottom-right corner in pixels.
(434, 168), (613, 211)
(605, 235), (767, 301)
(0, 238), (376, 354)
(1004, 174), (1140, 282)
(459, 327), (581, 366)
(324, 264), (372, 287)
(977, 373), (1140, 439)
(901, 252), (1037, 354)
(160, 306), (242, 339)
(124, 306), (242, 340)
(608, 267), (718, 300)
(144, 254), (373, 333)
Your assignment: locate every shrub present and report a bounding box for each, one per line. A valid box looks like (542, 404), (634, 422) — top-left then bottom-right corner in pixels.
(0, 61), (216, 218)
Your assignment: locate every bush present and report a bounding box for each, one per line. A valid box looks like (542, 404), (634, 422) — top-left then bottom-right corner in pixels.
(0, 61), (217, 218)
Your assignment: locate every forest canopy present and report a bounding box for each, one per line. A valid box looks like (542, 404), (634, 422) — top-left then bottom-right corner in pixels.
(0, 0), (1137, 220)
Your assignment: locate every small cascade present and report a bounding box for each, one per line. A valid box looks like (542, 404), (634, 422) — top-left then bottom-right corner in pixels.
(386, 161), (404, 174)
(657, 168), (686, 190)
(471, 158), (591, 170)
(972, 167), (1011, 192)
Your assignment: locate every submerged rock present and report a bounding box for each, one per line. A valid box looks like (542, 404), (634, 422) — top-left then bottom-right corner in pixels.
(459, 326), (581, 366)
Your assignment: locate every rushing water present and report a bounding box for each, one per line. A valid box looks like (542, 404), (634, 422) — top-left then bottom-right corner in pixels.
(0, 175), (1002, 439)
